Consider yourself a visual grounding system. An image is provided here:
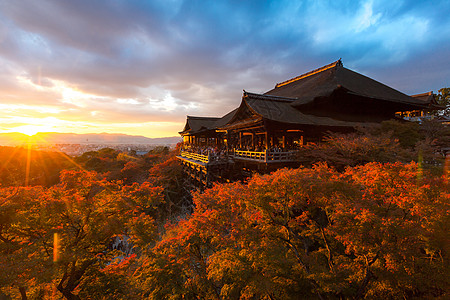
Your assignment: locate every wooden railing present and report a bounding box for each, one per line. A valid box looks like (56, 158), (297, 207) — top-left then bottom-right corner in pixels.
(179, 151), (209, 164)
(180, 149), (299, 164)
(233, 150), (298, 162)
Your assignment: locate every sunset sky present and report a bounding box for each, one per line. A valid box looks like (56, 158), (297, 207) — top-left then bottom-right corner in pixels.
(0, 0), (449, 138)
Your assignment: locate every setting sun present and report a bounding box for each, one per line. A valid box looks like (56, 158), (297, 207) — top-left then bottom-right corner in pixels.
(14, 125), (53, 136)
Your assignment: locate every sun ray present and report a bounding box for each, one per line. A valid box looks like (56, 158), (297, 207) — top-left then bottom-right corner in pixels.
(52, 148), (87, 172)
(25, 142), (32, 186)
(34, 146), (52, 185)
(0, 146), (22, 185)
(0, 134), (87, 187)
(28, 134), (87, 173)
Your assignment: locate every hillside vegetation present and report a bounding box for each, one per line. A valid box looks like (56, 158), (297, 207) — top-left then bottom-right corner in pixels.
(0, 120), (448, 299)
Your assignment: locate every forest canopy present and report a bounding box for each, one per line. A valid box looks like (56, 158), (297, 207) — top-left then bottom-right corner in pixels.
(0, 120), (449, 299)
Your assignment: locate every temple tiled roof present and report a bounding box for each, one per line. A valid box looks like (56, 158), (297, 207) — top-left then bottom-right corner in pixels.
(181, 60), (436, 134)
(242, 91), (377, 127)
(180, 109), (238, 135)
(179, 116), (220, 135)
(411, 91), (435, 102)
(410, 91), (444, 110)
(265, 59), (429, 110)
(214, 108), (238, 127)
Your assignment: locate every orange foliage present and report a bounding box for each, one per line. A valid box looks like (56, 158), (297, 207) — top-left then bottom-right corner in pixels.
(0, 170), (163, 299)
(139, 162), (449, 299)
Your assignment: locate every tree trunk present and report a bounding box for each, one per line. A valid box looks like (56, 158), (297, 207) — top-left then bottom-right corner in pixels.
(355, 269), (374, 300)
(57, 259), (95, 300)
(18, 286), (27, 300)
(57, 288), (81, 300)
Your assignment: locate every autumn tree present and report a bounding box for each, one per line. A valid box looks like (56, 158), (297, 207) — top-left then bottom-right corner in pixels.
(297, 131), (408, 170)
(0, 170), (164, 299)
(136, 182), (302, 299)
(120, 161), (148, 184)
(299, 120), (448, 172)
(76, 148), (123, 175)
(138, 162), (449, 299)
(147, 155), (189, 220)
(419, 119), (450, 150)
(329, 163), (448, 298)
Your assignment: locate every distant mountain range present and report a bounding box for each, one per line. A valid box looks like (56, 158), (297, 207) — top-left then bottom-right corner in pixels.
(0, 132), (181, 145)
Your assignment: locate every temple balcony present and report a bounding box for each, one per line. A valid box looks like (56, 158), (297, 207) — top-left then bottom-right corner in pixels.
(232, 149), (299, 163)
(177, 149), (302, 188)
(178, 151), (210, 166)
(177, 149), (299, 165)
(177, 150), (235, 189)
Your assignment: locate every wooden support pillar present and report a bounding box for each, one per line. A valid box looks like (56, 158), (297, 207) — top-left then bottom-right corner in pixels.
(264, 132), (268, 150)
(225, 132), (229, 152)
(251, 132), (255, 149)
(239, 132), (242, 149)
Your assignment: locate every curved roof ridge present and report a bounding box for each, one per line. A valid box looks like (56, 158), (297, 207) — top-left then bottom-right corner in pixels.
(275, 59), (342, 88)
(244, 90), (297, 102)
(187, 115), (220, 120)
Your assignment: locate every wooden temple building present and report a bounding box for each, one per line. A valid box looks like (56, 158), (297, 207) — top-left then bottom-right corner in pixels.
(398, 91), (442, 122)
(177, 60), (435, 188)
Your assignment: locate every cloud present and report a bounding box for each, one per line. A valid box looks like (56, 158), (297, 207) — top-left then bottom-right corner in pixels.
(0, 0), (449, 137)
